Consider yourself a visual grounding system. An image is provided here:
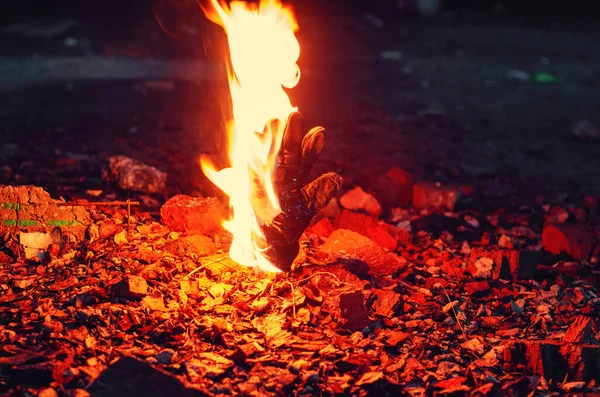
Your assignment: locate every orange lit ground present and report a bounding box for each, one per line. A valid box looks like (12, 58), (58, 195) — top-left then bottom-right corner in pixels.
(1, 5), (600, 396)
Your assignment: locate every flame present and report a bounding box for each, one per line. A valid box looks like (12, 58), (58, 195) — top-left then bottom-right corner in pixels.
(200, 0), (301, 272)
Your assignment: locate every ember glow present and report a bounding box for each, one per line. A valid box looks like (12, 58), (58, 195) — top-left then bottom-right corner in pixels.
(200, 0), (301, 272)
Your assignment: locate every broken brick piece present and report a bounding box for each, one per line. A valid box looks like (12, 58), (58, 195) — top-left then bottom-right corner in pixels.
(542, 223), (596, 261)
(160, 195), (225, 234)
(181, 235), (217, 257)
(412, 182), (461, 212)
(0, 185), (91, 239)
(371, 289), (402, 317)
(305, 217), (335, 239)
(320, 229), (406, 276)
(370, 166), (414, 208)
(339, 187), (383, 218)
(110, 275), (148, 299)
(335, 211), (396, 250)
(339, 291), (370, 331)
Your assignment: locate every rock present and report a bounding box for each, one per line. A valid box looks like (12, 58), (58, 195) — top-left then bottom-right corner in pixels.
(38, 388), (58, 397)
(339, 187), (383, 218)
(339, 291), (370, 331)
(110, 275), (148, 299)
(305, 218), (335, 239)
(542, 223), (596, 261)
(412, 182), (461, 212)
(320, 229), (406, 276)
(99, 223), (122, 239)
(370, 166), (414, 208)
(165, 235), (217, 258)
(160, 195), (225, 234)
(19, 231), (53, 259)
(103, 155), (167, 194)
(88, 356), (209, 397)
(335, 211), (396, 250)
(181, 235), (217, 257)
(371, 289), (402, 317)
(0, 185), (91, 239)
(157, 349), (176, 365)
(468, 247), (536, 280)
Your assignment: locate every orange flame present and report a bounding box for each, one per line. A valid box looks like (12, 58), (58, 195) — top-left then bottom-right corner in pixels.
(200, 0), (301, 272)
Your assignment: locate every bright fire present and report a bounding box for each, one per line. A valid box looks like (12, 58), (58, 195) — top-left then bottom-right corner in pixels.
(200, 0), (301, 272)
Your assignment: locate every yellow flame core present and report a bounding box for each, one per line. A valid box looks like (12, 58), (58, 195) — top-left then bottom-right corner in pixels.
(200, 0), (301, 272)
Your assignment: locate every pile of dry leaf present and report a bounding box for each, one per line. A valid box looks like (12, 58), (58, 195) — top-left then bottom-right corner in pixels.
(1, 169), (599, 396)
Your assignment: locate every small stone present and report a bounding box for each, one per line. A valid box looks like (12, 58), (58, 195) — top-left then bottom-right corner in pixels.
(339, 187), (383, 218)
(413, 182), (461, 212)
(110, 275), (148, 299)
(141, 295), (167, 311)
(542, 223), (596, 261)
(38, 388), (58, 397)
(99, 223), (122, 239)
(181, 235), (217, 257)
(157, 348), (176, 364)
(160, 195), (225, 234)
(103, 155), (167, 194)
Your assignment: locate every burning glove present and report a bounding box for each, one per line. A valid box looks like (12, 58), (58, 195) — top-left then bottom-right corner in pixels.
(253, 111), (342, 271)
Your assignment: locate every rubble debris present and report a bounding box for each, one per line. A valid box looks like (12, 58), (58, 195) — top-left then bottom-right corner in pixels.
(0, 185), (91, 239)
(334, 210), (396, 250)
(339, 187), (383, 218)
(563, 315), (596, 344)
(320, 229), (406, 276)
(412, 182), (461, 212)
(542, 223), (596, 260)
(160, 195), (226, 234)
(103, 155), (167, 194)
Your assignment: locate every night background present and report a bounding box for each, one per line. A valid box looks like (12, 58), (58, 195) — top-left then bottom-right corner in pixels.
(0, 1), (599, 396)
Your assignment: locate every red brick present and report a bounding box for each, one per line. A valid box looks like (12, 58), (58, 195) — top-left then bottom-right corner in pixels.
(160, 195), (225, 234)
(413, 182), (461, 212)
(366, 225), (397, 251)
(542, 223), (596, 261)
(305, 218), (335, 239)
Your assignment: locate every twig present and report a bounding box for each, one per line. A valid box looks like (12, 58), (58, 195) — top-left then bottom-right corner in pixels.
(56, 200), (140, 207)
(439, 284), (468, 341)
